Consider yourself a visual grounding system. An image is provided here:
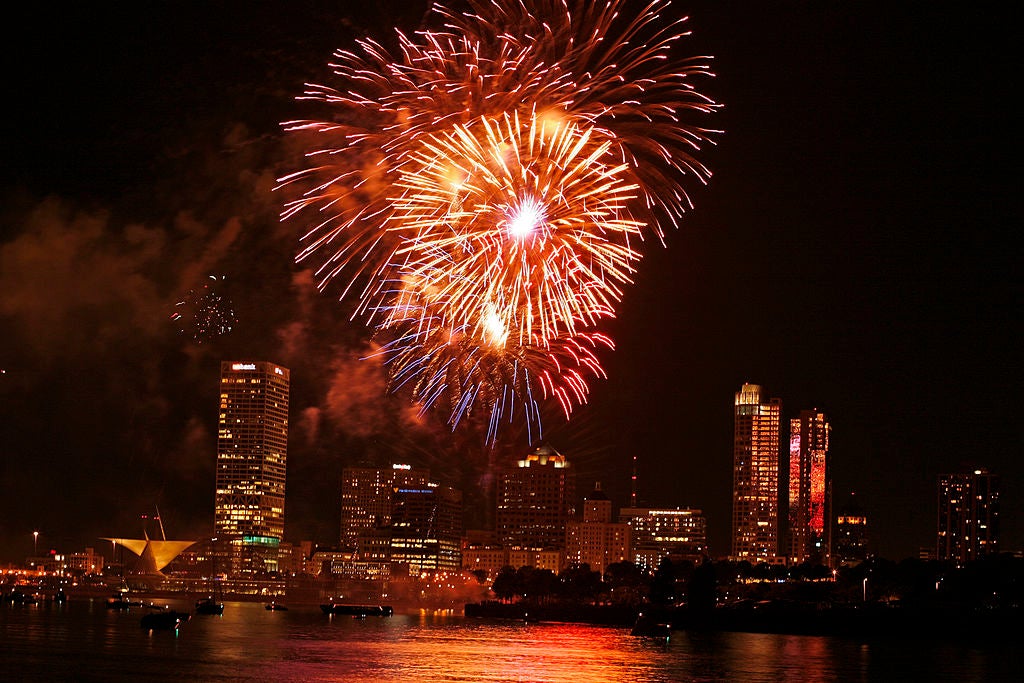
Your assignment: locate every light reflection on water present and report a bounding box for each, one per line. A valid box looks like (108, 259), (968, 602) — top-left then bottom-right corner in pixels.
(1, 600), (1014, 682)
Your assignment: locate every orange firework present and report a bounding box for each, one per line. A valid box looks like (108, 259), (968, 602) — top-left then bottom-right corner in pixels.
(279, 0), (718, 439)
(383, 110), (644, 346)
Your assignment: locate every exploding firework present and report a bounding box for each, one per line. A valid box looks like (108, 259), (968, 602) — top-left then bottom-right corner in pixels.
(382, 110), (645, 346)
(171, 275), (236, 343)
(279, 0), (718, 439)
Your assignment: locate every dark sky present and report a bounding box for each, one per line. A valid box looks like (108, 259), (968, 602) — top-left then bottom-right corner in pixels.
(1, 1), (1019, 563)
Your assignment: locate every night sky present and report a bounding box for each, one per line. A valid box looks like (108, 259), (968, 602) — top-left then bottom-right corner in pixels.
(1, 1), (1019, 563)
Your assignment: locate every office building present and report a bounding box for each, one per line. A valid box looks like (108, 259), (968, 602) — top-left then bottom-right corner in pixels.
(834, 494), (869, 567)
(496, 444), (575, 552)
(731, 383), (782, 562)
(565, 483), (631, 574)
(215, 361), (289, 575)
(619, 507), (707, 570)
(340, 464), (430, 550)
(788, 409), (832, 565)
(389, 484), (463, 573)
(937, 468), (1000, 565)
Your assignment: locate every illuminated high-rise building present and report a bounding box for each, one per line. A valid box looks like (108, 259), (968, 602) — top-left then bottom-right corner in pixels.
(788, 409), (832, 565)
(496, 445), (575, 552)
(565, 483), (631, 574)
(340, 464), (430, 550)
(619, 507), (707, 570)
(834, 493), (869, 567)
(215, 361), (289, 575)
(731, 383), (781, 562)
(937, 468), (1000, 566)
(389, 483), (463, 573)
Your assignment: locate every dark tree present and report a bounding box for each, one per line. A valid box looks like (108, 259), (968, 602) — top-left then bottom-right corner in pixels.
(687, 559), (718, 611)
(649, 556), (677, 606)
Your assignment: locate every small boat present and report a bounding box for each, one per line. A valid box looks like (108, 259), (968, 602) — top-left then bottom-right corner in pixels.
(265, 602), (289, 611)
(631, 614), (671, 641)
(141, 609), (191, 630)
(106, 593), (139, 610)
(195, 597), (225, 615)
(320, 603), (393, 617)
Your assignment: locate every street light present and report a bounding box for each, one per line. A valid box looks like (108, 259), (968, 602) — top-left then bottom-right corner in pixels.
(862, 577), (868, 602)
(33, 531), (39, 556)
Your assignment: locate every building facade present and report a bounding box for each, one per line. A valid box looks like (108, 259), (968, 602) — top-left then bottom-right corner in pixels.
(496, 445), (575, 552)
(834, 494), (869, 567)
(619, 507), (707, 571)
(215, 361), (289, 575)
(937, 468), (1000, 565)
(731, 383), (782, 562)
(389, 484), (463, 574)
(340, 464), (430, 550)
(788, 409), (832, 565)
(565, 484), (631, 574)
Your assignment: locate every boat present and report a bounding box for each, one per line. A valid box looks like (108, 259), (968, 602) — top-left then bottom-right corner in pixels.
(631, 613), (672, 642)
(195, 597), (225, 615)
(320, 603), (394, 617)
(265, 602), (289, 611)
(140, 608), (191, 630)
(106, 592), (141, 610)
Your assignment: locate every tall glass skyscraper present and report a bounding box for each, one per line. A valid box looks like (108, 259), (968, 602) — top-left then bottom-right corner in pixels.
(788, 409), (832, 565)
(215, 361), (289, 575)
(731, 383), (781, 561)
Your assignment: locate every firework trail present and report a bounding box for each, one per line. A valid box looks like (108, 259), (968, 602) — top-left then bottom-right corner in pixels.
(279, 0), (718, 441)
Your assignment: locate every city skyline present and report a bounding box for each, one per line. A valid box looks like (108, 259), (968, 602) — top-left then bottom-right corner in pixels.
(1, 1), (1020, 561)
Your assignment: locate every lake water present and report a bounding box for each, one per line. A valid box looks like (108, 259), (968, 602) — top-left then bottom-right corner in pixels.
(1, 599), (1014, 682)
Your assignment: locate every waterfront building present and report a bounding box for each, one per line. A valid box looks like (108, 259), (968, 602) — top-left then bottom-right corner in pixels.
(340, 464), (430, 550)
(565, 483), (631, 574)
(461, 545), (508, 579)
(389, 484), (464, 574)
(65, 547), (104, 576)
(834, 494), (869, 567)
(731, 383), (782, 562)
(788, 409), (832, 565)
(496, 445), (576, 553)
(618, 507), (707, 571)
(506, 548), (563, 573)
(937, 468), (1000, 566)
(215, 361), (289, 576)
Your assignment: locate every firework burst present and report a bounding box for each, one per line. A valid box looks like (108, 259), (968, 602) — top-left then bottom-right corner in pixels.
(279, 0), (718, 440)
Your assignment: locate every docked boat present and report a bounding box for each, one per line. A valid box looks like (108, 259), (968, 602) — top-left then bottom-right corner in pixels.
(265, 602), (289, 611)
(320, 603), (393, 617)
(106, 592), (141, 610)
(195, 597), (225, 615)
(141, 609), (191, 630)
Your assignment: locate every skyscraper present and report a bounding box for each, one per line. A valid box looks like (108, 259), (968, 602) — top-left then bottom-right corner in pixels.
(339, 464), (431, 550)
(389, 483), (463, 573)
(788, 409), (832, 565)
(834, 493), (869, 567)
(496, 444), (575, 552)
(731, 383), (781, 562)
(937, 468), (1000, 566)
(215, 361), (289, 575)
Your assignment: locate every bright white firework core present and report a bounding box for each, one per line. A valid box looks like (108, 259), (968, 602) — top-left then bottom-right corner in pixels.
(506, 196), (545, 239)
